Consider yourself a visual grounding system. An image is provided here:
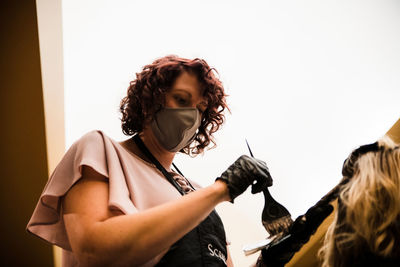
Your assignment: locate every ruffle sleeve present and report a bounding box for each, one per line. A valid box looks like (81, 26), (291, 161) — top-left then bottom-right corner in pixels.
(26, 130), (137, 250)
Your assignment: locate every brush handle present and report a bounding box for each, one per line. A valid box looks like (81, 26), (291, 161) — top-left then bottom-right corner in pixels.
(245, 139), (293, 235)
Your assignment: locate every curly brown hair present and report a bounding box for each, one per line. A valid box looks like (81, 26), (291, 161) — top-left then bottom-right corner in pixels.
(120, 55), (229, 155)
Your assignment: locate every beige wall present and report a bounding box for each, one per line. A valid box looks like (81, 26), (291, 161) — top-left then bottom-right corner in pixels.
(36, 0), (65, 264)
(0, 0), (53, 265)
(36, 0), (65, 174)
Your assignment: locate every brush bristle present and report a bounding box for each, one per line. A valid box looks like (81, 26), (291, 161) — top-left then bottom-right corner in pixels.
(263, 215), (293, 236)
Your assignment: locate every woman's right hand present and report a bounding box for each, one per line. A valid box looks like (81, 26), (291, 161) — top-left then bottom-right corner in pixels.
(216, 155), (273, 203)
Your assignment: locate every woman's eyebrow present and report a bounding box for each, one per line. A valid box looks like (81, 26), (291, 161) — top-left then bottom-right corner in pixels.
(173, 89), (192, 98)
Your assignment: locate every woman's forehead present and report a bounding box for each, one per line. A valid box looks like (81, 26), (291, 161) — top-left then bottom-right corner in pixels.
(172, 72), (199, 88)
(171, 72), (206, 98)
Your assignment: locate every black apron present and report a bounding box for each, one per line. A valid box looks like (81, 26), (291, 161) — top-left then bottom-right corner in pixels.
(133, 135), (228, 267)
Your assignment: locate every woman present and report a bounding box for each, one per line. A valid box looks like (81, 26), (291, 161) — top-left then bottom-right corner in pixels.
(27, 55), (272, 266)
(319, 137), (400, 266)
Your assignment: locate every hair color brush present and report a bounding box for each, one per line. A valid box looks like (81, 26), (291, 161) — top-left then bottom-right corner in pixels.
(245, 139), (293, 237)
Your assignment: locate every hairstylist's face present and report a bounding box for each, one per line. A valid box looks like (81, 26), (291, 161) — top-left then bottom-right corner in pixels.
(165, 71), (207, 114)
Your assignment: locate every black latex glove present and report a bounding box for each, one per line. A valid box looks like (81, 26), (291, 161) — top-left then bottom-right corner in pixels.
(216, 155), (273, 203)
(258, 204), (334, 267)
(292, 204), (334, 242)
(342, 142), (379, 178)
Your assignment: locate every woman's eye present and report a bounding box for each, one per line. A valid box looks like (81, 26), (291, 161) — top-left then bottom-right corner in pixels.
(174, 96), (189, 105)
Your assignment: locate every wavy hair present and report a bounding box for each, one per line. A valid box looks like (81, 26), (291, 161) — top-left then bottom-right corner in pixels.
(320, 136), (400, 266)
(120, 55), (228, 155)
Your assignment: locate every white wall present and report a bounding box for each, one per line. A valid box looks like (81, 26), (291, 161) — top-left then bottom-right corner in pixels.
(62, 0), (400, 265)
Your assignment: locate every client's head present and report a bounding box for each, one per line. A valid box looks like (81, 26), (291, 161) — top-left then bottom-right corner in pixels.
(320, 136), (400, 267)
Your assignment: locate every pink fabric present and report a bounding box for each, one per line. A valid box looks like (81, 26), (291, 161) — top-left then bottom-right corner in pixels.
(27, 130), (200, 266)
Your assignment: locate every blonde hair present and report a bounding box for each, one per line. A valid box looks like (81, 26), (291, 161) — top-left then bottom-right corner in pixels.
(320, 136), (400, 267)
